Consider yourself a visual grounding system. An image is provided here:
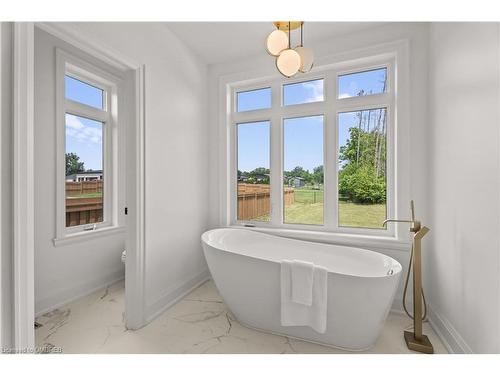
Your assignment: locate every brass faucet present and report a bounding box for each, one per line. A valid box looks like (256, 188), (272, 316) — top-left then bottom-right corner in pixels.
(383, 200), (433, 354)
(383, 200), (421, 232)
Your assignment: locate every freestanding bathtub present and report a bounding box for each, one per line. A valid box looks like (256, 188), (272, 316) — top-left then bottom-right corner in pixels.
(201, 228), (402, 351)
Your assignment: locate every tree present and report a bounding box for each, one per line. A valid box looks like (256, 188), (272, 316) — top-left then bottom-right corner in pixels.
(339, 164), (385, 204)
(247, 167), (270, 184)
(66, 152), (85, 176)
(312, 165), (324, 184)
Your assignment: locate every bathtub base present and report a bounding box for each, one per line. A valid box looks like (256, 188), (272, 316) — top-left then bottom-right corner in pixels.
(237, 316), (374, 353)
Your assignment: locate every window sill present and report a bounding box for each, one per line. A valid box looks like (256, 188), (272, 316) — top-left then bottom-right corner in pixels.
(53, 225), (126, 247)
(229, 224), (411, 252)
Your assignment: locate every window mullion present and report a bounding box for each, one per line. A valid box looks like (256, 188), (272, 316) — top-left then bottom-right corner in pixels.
(65, 99), (108, 123)
(324, 70), (337, 231)
(335, 93), (392, 113)
(270, 81), (282, 226)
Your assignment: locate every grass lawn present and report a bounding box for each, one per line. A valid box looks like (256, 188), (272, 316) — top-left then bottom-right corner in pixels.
(247, 187), (386, 228)
(284, 202), (324, 225)
(283, 201), (386, 228)
(293, 189), (324, 204)
(338, 201), (386, 228)
(67, 192), (103, 199)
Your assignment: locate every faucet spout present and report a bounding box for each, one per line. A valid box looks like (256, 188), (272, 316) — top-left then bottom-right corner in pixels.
(382, 201), (422, 232)
(382, 218), (413, 226)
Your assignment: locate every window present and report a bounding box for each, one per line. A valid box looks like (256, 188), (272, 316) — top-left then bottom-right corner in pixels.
(56, 49), (119, 238)
(338, 68), (387, 99)
(229, 55), (397, 237)
(283, 79), (324, 106)
(65, 75), (104, 109)
(237, 87), (271, 112)
(237, 121), (270, 221)
(65, 114), (104, 227)
(338, 108), (387, 228)
(283, 115), (324, 225)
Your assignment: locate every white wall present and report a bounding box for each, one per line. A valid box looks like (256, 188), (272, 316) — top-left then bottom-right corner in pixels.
(34, 28), (127, 315)
(207, 23), (429, 310)
(427, 23), (500, 353)
(67, 23), (210, 320)
(0, 22), (13, 349)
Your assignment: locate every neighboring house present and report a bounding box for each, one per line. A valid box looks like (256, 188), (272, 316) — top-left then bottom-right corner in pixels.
(291, 177), (305, 188)
(66, 170), (103, 182)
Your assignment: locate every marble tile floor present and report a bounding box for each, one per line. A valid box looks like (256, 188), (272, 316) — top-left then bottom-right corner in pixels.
(35, 279), (448, 354)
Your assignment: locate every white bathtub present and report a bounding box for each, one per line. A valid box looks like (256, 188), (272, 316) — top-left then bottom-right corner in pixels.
(201, 228), (402, 351)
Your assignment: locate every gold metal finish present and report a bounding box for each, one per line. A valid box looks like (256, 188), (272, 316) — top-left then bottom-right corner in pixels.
(273, 21), (303, 31)
(384, 201), (434, 354)
(404, 330), (434, 354)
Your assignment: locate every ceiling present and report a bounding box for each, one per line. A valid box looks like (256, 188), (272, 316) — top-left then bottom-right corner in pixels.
(166, 22), (386, 65)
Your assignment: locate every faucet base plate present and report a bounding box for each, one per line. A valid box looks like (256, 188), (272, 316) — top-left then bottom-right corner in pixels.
(404, 330), (434, 354)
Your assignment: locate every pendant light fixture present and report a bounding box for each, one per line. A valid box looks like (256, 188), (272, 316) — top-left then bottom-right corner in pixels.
(266, 21), (314, 78)
(266, 29), (289, 56)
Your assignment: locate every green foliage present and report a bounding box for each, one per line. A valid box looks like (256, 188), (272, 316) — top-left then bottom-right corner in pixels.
(283, 165), (324, 186)
(339, 164), (386, 203)
(66, 152), (85, 176)
(312, 165), (324, 184)
(239, 167), (270, 184)
(339, 127), (386, 173)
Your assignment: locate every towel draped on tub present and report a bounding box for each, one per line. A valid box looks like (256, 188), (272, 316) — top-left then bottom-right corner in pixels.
(280, 259), (328, 334)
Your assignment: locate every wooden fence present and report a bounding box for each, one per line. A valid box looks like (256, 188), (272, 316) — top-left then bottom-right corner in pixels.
(237, 183), (294, 220)
(65, 181), (295, 225)
(65, 181), (103, 227)
(66, 180), (103, 197)
(66, 197), (103, 227)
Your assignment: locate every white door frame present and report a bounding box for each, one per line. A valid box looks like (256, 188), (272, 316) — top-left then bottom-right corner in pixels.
(13, 22), (35, 351)
(12, 22), (147, 350)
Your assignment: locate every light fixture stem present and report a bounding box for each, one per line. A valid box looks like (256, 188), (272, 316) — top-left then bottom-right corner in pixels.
(300, 22), (303, 47)
(288, 21), (291, 49)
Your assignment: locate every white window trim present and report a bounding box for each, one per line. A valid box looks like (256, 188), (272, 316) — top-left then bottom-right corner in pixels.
(54, 48), (123, 242)
(218, 40), (411, 250)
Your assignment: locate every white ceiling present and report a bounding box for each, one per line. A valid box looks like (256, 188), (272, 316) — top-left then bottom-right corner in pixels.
(166, 22), (386, 65)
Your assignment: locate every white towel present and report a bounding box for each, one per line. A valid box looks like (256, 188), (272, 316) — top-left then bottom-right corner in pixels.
(281, 260), (328, 334)
(291, 260), (314, 306)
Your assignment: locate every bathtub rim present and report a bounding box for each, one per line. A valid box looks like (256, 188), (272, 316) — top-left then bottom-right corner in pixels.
(202, 227), (403, 280)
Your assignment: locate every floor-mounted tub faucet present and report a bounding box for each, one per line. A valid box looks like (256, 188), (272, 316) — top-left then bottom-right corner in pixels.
(383, 200), (433, 354)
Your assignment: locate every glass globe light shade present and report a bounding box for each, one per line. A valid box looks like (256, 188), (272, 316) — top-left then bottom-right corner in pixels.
(295, 46), (314, 73)
(266, 30), (289, 57)
(276, 49), (301, 78)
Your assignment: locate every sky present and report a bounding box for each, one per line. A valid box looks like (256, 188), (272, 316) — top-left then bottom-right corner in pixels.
(237, 68), (387, 173)
(65, 76), (104, 172)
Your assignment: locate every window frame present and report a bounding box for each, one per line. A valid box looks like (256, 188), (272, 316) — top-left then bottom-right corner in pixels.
(227, 51), (404, 241)
(55, 49), (122, 240)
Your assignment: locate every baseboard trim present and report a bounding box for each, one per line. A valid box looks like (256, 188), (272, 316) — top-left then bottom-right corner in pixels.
(426, 304), (473, 354)
(145, 269), (211, 324)
(35, 269), (125, 317)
